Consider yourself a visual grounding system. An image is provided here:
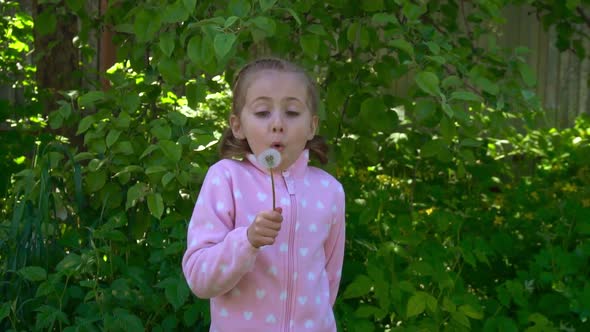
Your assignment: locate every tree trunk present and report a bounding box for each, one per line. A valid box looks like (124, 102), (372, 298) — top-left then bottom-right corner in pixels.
(32, 0), (80, 112)
(100, 0), (117, 91)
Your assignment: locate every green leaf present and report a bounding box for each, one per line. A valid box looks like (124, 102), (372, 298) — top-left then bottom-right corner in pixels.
(145, 166), (168, 174)
(443, 297), (456, 312)
(74, 152), (94, 162)
(355, 305), (381, 318)
(460, 138), (482, 147)
(187, 35), (202, 66)
(168, 111), (187, 127)
(140, 145), (159, 160)
(250, 16), (276, 37)
(451, 311), (470, 328)
(106, 129), (121, 148)
(162, 172), (176, 187)
(186, 81), (207, 109)
(126, 182), (147, 210)
(415, 71), (441, 96)
(159, 140), (182, 162)
(112, 141), (134, 155)
(459, 304), (483, 319)
(442, 102), (454, 118)
(159, 32), (176, 57)
(147, 193), (164, 219)
(403, 2), (426, 20)
(229, 0), (251, 17)
(421, 139), (445, 158)
(414, 98), (437, 124)
(475, 77), (499, 95)
(259, 0), (277, 12)
(285, 8), (302, 25)
(342, 275), (372, 299)
(56, 254), (81, 275)
(18, 266), (47, 281)
(166, 278), (190, 310)
(151, 123), (172, 140)
(518, 62), (536, 87)
(442, 76), (462, 89)
(372, 13), (399, 26)
(389, 39), (414, 57)
(213, 33), (237, 60)
(307, 24), (327, 35)
(346, 23), (369, 49)
(407, 293), (426, 317)
(183, 0), (197, 11)
(361, 0), (384, 12)
(35, 305), (69, 330)
(158, 58), (182, 85)
(162, 0), (189, 23)
(0, 302), (10, 322)
(79, 91), (105, 108)
(451, 90), (482, 102)
(113, 165), (143, 178)
(115, 111), (132, 129)
(225, 16), (239, 28)
(134, 9), (161, 43)
(300, 34), (320, 57)
(36, 10), (57, 36)
(113, 309), (144, 332)
(86, 170), (107, 192)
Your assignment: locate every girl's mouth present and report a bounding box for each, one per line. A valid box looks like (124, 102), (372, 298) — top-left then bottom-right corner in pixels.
(271, 143), (285, 152)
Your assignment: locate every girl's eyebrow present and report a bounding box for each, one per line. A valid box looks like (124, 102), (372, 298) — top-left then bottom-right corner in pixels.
(249, 96), (272, 103)
(282, 97), (305, 104)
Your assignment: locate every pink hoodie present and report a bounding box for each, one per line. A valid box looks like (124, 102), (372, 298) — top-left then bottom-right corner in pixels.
(182, 150), (346, 332)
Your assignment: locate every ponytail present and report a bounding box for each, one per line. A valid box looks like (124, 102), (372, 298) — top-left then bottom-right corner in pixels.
(305, 135), (329, 164)
(218, 127), (251, 160)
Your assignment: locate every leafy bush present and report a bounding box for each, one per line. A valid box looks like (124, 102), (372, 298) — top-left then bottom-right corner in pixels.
(1, 0), (588, 331)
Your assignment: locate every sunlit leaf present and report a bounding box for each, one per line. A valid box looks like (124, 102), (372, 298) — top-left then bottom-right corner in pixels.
(147, 193), (164, 219)
(213, 33), (237, 60)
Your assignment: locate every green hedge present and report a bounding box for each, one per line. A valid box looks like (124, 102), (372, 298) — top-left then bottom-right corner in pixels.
(1, 0), (589, 331)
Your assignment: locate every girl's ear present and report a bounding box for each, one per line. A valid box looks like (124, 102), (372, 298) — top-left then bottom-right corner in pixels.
(230, 114), (245, 139)
(307, 115), (319, 140)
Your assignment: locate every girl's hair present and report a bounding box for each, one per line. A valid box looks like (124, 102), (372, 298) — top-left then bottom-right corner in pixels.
(219, 57), (329, 164)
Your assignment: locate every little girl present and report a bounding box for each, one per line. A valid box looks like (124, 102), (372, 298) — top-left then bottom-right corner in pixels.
(182, 58), (346, 332)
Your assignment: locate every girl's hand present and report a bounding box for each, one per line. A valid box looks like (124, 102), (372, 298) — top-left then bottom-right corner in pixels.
(247, 207), (283, 248)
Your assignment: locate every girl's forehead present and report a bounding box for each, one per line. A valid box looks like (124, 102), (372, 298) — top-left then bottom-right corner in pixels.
(244, 70), (308, 98)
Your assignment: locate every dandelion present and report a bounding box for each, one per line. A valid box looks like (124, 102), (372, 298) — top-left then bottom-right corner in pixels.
(257, 148), (282, 209)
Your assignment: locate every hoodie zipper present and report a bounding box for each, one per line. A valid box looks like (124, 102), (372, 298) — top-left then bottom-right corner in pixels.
(283, 174), (297, 332)
(284, 193), (296, 331)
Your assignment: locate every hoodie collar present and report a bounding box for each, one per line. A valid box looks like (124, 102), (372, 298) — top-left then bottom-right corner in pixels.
(246, 149), (309, 179)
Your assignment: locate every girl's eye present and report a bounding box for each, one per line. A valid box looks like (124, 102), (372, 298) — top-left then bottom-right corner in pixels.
(255, 111), (270, 118)
(286, 110), (300, 117)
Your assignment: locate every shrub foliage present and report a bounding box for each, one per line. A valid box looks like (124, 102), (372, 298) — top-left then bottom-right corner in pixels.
(1, 0), (589, 331)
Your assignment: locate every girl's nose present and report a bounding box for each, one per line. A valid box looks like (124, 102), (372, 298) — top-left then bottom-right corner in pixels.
(271, 113), (284, 133)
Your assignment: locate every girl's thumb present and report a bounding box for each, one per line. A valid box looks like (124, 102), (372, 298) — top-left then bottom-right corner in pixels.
(274, 207), (283, 214)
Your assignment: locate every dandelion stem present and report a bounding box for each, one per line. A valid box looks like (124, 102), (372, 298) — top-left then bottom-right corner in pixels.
(270, 169), (276, 210)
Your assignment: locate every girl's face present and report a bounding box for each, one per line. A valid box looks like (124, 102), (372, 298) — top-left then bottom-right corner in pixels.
(230, 69), (318, 171)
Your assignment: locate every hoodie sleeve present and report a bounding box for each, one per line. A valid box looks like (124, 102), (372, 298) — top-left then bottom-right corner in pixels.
(324, 182), (346, 306)
(182, 162), (259, 299)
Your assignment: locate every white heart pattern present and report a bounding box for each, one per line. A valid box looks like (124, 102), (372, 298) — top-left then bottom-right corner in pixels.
(256, 289), (266, 299)
(299, 248), (309, 256)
